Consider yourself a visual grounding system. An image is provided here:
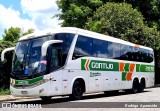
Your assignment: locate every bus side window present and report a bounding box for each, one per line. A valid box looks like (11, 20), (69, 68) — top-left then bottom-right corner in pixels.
(49, 44), (63, 72)
(132, 47), (139, 62)
(111, 42), (121, 59)
(148, 51), (154, 62)
(51, 33), (74, 65)
(73, 35), (93, 59)
(92, 39), (108, 58)
(120, 45), (131, 60)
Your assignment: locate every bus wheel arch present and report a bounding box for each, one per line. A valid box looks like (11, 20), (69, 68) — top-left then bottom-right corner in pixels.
(70, 78), (86, 100)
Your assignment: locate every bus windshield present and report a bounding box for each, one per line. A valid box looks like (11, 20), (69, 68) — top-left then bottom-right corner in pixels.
(12, 36), (50, 78)
(11, 33), (75, 79)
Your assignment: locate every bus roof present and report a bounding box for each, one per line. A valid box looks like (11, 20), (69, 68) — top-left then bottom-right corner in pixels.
(19, 27), (153, 51)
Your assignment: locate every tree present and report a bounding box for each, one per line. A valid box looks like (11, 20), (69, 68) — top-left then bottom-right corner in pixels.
(0, 41), (14, 88)
(104, 0), (160, 30)
(2, 27), (34, 43)
(56, 0), (160, 30)
(2, 27), (21, 43)
(85, 3), (160, 49)
(22, 28), (34, 36)
(56, 0), (104, 28)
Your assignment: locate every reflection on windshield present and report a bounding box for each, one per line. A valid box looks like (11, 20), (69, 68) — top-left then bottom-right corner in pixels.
(12, 33), (75, 78)
(12, 36), (50, 76)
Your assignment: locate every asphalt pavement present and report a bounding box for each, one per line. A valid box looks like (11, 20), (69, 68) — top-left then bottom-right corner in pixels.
(1, 86), (160, 110)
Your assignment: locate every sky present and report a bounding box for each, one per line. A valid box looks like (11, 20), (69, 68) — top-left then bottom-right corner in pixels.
(0, 0), (61, 39)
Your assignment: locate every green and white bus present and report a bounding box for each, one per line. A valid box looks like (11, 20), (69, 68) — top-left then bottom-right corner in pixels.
(1, 27), (154, 100)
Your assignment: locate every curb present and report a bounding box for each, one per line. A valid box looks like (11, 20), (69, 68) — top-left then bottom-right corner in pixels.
(0, 95), (36, 102)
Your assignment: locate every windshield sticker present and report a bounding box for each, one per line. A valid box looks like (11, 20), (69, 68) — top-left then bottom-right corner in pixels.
(40, 60), (47, 64)
(24, 69), (29, 75)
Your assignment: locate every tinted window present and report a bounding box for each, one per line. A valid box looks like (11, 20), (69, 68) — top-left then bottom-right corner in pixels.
(148, 50), (154, 62)
(108, 42), (121, 59)
(51, 33), (74, 65)
(72, 35), (153, 63)
(120, 45), (132, 60)
(73, 35), (93, 59)
(93, 39), (108, 58)
(139, 49), (154, 63)
(132, 47), (140, 61)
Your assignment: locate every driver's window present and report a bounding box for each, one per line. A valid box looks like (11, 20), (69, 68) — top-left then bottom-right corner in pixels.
(49, 46), (62, 72)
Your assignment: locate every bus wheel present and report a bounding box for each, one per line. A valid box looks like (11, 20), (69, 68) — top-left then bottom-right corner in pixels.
(40, 96), (52, 101)
(138, 79), (145, 93)
(69, 81), (83, 100)
(132, 79), (139, 93)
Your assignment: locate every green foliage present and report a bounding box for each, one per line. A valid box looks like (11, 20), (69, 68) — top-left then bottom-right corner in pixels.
(2, 27), (34, 44)
(2, 27), (21, 43)
(0, 41), (14, 52)
(104, 0), (160, 30)
(56, 0), (160, 30)
(22, 28), (34, 36)
(56, 0), (104, 28)
(85, 3), (160, 49)
(0, 88), (10, 95)
(138, 26), (160, 49)
(0, 41), (14, 88)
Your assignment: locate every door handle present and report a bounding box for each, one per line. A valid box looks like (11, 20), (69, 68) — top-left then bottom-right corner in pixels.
(95, 79), (98, 80)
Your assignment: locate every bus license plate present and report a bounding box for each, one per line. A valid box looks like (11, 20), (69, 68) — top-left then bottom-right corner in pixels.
(21, 91), (28, 95)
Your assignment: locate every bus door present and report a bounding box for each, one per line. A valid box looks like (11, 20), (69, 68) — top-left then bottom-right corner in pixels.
(48, 44), (63, 95)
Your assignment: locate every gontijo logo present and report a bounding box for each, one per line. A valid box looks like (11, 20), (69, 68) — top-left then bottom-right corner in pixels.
(81, 59), (119, 71)
(17, 81), (29, 85)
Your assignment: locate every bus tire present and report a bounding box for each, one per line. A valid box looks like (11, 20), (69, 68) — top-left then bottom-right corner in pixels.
(69, 81), (83, 100)
(138, 79), (145, 92)
(131, 79), (139, 93)
(40, 96), (52, 101)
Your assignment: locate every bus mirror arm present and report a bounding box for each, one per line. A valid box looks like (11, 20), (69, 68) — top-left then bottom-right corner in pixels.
(41, 40), (63, 57)
(72, 53), (84, 59)
(1, 47), (15, 62)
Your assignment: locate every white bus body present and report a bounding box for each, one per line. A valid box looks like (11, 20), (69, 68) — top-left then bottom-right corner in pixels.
(1, 27), (154, 100)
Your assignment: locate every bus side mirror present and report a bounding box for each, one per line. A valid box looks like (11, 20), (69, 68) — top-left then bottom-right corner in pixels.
(1, 47), (15, 62)
(41, 40), (63, 57)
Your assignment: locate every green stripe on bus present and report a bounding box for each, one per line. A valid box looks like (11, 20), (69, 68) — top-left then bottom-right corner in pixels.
(124, 63), (130, 72)
(122, 72), (127, 81)
(81, 59), (87, 70)
(81, 59), (154, 72)
(15, 76), (43, 85)
(136, 64), (140, 72)
(136, 64), (154, 72)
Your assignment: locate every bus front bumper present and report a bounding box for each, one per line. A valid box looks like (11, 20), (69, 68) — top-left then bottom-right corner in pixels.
(10, 82), (51, 97)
